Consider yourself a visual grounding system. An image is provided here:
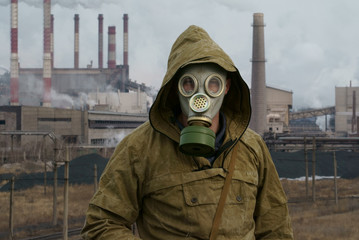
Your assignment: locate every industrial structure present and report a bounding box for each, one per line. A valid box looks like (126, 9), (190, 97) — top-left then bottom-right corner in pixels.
(0, 0), (153, 148)
(250, 13), (294, 136)
(335, 84), (359, 137)
(4, 0), (153, 108)
(266, 86), (293, 134)
(250, 13), (267, 135)
(0, 4), (357, 150)
(0, 105), (147, 147)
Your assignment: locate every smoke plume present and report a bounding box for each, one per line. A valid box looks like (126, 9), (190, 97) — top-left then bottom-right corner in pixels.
(0, 0), (118, 8)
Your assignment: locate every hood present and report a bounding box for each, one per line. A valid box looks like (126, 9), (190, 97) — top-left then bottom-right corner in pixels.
(149, 25), (251, 142)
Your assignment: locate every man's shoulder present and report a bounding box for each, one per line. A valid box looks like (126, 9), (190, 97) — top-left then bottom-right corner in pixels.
(239, 128), (268, 157)
(241, 127), (263, 143)
(126, 121), (154, 141)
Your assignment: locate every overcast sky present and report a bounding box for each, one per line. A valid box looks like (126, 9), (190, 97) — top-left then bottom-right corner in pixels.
(1, 0), (359, 110)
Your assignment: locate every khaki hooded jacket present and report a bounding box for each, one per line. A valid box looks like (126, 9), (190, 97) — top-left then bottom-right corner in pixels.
(82, 25), (293, 240)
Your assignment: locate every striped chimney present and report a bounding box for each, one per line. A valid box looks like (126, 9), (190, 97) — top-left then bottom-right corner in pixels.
(123, 14), (129, 66)
(10, 0), (19, 105)
(43, 0), (52, 107)
(98, 14), (103, 69)
(108, 26), (116, 69)
(51, 14), (54, 68)
(123, 14), (129, 91)
(74, 14), (79, 69)
(249, 13), (267, 135)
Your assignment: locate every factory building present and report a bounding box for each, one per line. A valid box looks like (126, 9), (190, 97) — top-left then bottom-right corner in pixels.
(4, 0), (153, 109)
(0, 1), (151, 149)
(266, 86), (293, 134)
(335, 85), (359, 137)
(0, 105), (147, 148)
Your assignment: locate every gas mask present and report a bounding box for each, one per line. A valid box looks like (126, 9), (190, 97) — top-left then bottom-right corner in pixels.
(178, 63), (228, 157)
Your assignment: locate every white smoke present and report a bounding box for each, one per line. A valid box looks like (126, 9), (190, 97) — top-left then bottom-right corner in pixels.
(103, 131), (128, 148)
(52, 0), (118, 9)
(50, 89), (75, 108)
(0, 65), (9, 73)
(19, 74), (43, 106)
(0, 0), (118, 8)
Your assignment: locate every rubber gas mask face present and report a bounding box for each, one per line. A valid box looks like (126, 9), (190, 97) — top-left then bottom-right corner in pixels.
(178, 63), (227, 157)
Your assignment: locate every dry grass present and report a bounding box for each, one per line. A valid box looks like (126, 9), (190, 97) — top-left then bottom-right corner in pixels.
(1, 175), (359, 239)
(0, 184), (95, 238)
(282, 177), (359, 239)
(281, 177), (359, 201)
(289, 198), (359, 240)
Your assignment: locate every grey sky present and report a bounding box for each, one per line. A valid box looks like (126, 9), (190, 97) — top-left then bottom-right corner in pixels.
(1, 0), (359, 110)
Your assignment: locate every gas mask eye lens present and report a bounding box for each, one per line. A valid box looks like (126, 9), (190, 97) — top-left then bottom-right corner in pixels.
(179, 75), (197, 97)
(208, 78), (220, 93)
(205, 75), (224, 97)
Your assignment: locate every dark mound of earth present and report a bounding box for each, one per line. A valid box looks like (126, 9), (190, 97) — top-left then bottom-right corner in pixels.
(1, 151), (358, 191)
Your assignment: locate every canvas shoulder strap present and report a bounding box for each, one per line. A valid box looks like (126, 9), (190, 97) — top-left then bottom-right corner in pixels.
(209, 142), (239, 240)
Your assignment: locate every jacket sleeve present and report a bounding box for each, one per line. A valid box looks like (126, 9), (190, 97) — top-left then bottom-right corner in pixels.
(253, 138), (294, 240)
(81, 138), (143, 240)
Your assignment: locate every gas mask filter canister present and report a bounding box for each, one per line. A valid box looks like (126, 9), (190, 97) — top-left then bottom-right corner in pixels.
(178, 63), (227, 157)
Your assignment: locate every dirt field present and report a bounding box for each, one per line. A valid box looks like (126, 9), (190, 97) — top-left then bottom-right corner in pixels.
(283, 178), (359, 240)
(0, 178), (358, 239)
(1, 152), (359, 239)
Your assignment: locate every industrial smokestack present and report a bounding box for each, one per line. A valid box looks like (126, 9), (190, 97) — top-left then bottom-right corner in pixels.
(74, 14), (80, 69)
(42, 0), (52, 107)
(98, 14), (103, 69)
(123, 14), (129, 90)
(51, 14), (54, 68)
(108, 26), (116, 69)
(10, 0), (19, 105)
(123, 14), (129, 67)
(250, 13), (267, 135)
(352, 91), (357, 133)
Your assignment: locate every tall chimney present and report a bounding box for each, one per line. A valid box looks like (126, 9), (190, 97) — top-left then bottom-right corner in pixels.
(108, 26), (116, 69)
(98, 14), (103, 69)
(74, 14), (80, 69)
(10, 0), (19, 105)
(352, 91), (357, 133)
(250, 13), (267, 135)
(42, 0), (52, 107)
(123, 14), (129, 89)
(51, 14), (54, 68)
(123, 14), (129, 67)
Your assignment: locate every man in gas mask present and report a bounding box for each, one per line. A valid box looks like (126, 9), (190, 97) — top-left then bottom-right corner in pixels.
(82, 25), (293, 240)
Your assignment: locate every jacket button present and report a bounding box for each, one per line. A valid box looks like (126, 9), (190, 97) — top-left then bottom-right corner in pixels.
(191, 197), (198, 203)
(236, 196), (242, 202)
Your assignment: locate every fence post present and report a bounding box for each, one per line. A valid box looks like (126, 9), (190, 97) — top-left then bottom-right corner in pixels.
(42, 136), (47, 195)
(52, 138), (58, 226)
(304, 137), (309, 199)
(333, 151), (338, 205)
(312, 136), (316, 202)
(94, 164), (98, 193)
(53, 161), (58, 226)
(11, 135), (14, 162)
(9, 176), (15, 240)
(63, 147), (69, 240)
